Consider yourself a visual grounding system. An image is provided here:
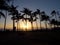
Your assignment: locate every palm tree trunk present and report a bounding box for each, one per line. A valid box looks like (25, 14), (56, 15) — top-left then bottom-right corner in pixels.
(55, 14), (57, 27)
(36, 19), (38, 30)
(26, 15), (27, 31)
(4, 18), (6, 31)
(45, 21), (47, 30)
(54, 24), (55, 28)
(4, 11), (7, 31)
(31, 21), (33, 31)
(13, 19), (16, 31)
(30, 16), (33, 30)
(17, 21), (19, 31)
(39, 15), (41, 30)
(50, 24), (52, 29)
(19, 21), (20, 30)
(25, 20), (27, 31)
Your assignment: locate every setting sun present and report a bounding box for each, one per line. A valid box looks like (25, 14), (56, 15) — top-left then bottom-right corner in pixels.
(19, 20), (31, 31)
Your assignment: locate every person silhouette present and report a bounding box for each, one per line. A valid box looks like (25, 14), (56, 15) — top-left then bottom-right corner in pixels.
(13, 26), (16, 31)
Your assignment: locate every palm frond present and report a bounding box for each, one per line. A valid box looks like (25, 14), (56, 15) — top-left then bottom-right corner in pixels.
(37, 9), (40, 14)
(0, 12), (5, 18)
(51, 10), (56, 15)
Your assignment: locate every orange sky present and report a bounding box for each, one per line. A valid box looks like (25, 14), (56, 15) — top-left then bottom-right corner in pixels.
(0, 19), (51, 31)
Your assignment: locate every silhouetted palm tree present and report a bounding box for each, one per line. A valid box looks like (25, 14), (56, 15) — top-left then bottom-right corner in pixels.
(51, 10), (57, 21)
(9, 5), (18, 31)
(20, 8), (34, 30)
(50, 19), (58, 28)
(55, 20), (60, 27)
(0, 12), (5, 18)
(0, 11), (8, 31)
(51, 10), (60, 27)
(36, 9), (41, 29)
(0, 12), (6, 30)
(56, 21), (60, 27)
(15, 10), (20, 31)
(56, 11), (60, 27)
(0, 0), (11, 10)
(41, 11), (50, 29)
(4, 11), (8, 31)
(15, 12), (24, 31)
(29, 16), (33, 30)
(28, 14), (38, 30)
(0, 0), (11, 31)
(32, 11), (38, 30)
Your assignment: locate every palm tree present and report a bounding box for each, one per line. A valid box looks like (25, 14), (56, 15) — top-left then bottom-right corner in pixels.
(36, 9), (42, 29)
(29, 16), (33, 30)
(9, 5), (18, 31)
(45, 15), (50, 29)
(0, 0), (11, 10)
(55, 20), (59, 27)
(50, 19), (56, 28)
(0, 0), (11, 31)
(4, 11), (8, 31)
(32, 11), (38, 30)
(41, 11), (50, 29)
(13, 9), (19, 31)
(0, 12), (6, 30)
(20, 8), (34, 31)
(15, 12), (24, 31)
(57, 21), (60, 27)
(50, 19), (60, 28)
(51, 10), (60, 28)
(0, 12), (5, 19)
(28, 14), (38, 30)
(51, 10), (57, 23)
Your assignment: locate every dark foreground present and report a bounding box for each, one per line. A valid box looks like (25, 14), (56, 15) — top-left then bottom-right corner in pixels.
(0, 28), (60, 45)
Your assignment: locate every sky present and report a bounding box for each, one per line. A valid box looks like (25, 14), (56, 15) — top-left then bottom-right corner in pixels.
(0, 0), (60, 30)
(14, 0), (60, 12)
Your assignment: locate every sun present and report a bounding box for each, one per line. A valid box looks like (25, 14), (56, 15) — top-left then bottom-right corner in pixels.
(23, 24), (27, 29)
(20, 20), (31, 31)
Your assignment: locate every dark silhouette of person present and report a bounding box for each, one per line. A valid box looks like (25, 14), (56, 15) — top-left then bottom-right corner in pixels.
(13, 26), (16, 31)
